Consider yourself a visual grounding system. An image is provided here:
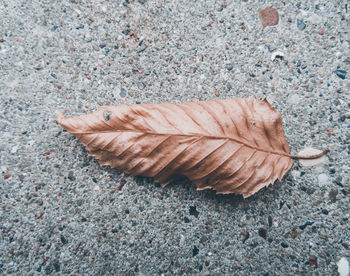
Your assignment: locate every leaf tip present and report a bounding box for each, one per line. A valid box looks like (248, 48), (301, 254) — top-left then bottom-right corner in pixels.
(55, 110), (66, 124)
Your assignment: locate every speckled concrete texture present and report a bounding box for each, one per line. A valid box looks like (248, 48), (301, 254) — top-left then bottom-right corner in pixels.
(1, 0), (349, 275)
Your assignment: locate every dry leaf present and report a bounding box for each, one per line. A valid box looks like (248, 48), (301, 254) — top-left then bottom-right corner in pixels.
(56, 98), (328, 198)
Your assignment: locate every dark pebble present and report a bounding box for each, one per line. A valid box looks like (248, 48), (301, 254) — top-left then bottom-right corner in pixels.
(268, 215), (273, 227)
(184, 216), (190, 223)
(242, 231), (250, 243)
(329, 168), (336, 174)
(321, 209), (329, 215)
(68, 171), (75, 181)
(226, 65), (233, 71)
(297, 19), (306, 30)
(60, 235), (68, 244)
(226, 83), (232, 90)
(334, 176), (343, 187)
(189, 206), (199, 218)
(329, 189), (338, 202)
(192, 246), (199, 257)
(122, 29), (130, 35)
(125, 209), (130, 214)
(120, 88), (127, 97)
(281, 242), (289, 248)
(309, 255), (318, 268)
(138, 0), (146, 4)
(335, 70), (347, 79)
(299, 221), (314, 230)
(258, 228), (267, 239)
(52, 260), (60, 272)
(76, 25), (84, 30)
(99, 44), (106, 48)
(339, 115), (346, 122)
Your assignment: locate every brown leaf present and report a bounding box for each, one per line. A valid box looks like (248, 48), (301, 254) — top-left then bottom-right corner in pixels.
(56, 98), (328, 198)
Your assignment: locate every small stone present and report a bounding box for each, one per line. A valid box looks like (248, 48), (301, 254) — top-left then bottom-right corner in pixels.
(192, 246), (199, 257)
(297, 19), (306, 30)
(138, 0), (146, 4)
(103, 110), (112, 122)
(299, 221), (314, 230)
(4, 173), (11, 179)
(189, 206), (199, 218)
(290, 230), (298, 239)
(258, 228), (267, 239)
(122, 29), (130, 35)
(309, 255), (318, 268)
(241, 231), (250, 243)
(337, 257), (350, 276)
(68, 171), (75, 181)
(291, 170), (301, 179)
(338, 115), (346, 122)
(318, 29), (325, 35)
(137, 82), (145, 89)
(335, 70), (347, 79)
(259, 7), (279, 27)
(184, 217), (190, 223)
(36, 212), (44, 219)
(288, 94), (300, 105)
(321, 209), (329, 215)
(281, 242), (289, 248)
(60, 235), (68, 245)
(215, 90), (220, 97)
(329, 168), (336, 174)
(318, 174), (329, 186)
(120, 88), (127, 97)
(10, 146), (18, 154)
(271, 50), (284, 61)
(329, 189), (338, 202)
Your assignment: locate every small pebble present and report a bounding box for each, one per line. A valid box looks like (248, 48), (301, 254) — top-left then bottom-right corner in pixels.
(318, 29), (325, 35)
(137, 82), (145, 89)
(120, 88), (127, 97)
(288, 94), (300, 105)
(68, 171), (75, 181)
(271, 50), (284, 61)
(259, 7), (279, 27)
(10, 146), (18, 154)
(335, 70), (347, 79)
(337, 257), (350, 276)
(297, 19), (306, 30)
(329, 168), (336, 174)
(318, 174), (329, 186)
(321, 209), (329, 215)
(122, 29), (130, 35)
(309, 256), (318, 268)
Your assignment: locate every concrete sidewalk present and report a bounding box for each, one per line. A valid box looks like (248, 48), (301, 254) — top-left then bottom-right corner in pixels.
(1, 0), (349, 274)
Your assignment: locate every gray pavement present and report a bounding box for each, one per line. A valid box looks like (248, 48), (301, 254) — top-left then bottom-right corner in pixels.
(1, 0), (349, 274)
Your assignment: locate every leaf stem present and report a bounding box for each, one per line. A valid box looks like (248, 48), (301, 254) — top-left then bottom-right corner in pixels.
(289, 149), (330, 160)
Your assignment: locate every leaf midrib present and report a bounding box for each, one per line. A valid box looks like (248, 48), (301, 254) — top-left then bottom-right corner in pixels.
(70, 129), (292, 158)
